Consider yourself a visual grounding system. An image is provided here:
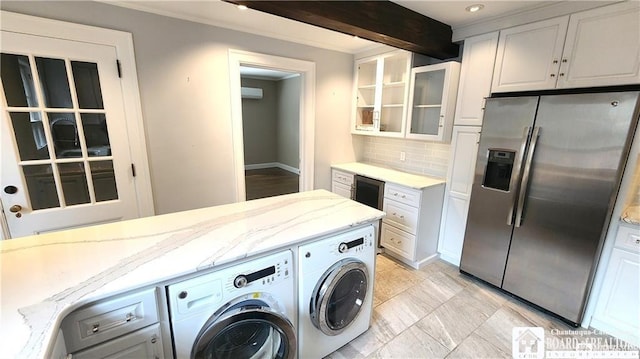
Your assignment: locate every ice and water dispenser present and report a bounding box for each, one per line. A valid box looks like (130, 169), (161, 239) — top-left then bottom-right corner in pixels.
(483, 149), (515, 191)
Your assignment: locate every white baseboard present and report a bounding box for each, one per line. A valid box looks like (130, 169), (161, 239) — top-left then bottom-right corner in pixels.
(245, 162), (300, 175)
(438, 252), (461, 267)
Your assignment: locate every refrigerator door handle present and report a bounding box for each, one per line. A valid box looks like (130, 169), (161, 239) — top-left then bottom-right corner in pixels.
(515, 126), (541, 227)
(507, 126), (532, 226)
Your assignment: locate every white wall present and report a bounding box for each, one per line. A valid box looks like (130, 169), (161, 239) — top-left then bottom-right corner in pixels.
(0, 1), (358, 214)
(276, 76), (301, 170)
(241, 78), (278, 165)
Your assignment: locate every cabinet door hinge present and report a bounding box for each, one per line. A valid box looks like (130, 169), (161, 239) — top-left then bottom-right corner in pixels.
(131, 163), (136, 177)
(116, 60), (122, 78)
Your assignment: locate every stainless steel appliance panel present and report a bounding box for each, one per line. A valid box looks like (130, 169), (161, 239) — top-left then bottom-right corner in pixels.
(502, 92), (640, 323)
(460, 96), (539, 286)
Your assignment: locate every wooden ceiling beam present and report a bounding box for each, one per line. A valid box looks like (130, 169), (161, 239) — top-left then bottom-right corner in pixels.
(224, 1), (459, 59)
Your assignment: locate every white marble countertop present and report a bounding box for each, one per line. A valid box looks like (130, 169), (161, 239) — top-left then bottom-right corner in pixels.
(332, 162), (445, 189)
(0, 190), (384, 359)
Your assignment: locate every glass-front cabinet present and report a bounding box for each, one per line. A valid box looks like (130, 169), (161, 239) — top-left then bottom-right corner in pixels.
(406, 61), (460, 142)
(353, 51), (411, 137)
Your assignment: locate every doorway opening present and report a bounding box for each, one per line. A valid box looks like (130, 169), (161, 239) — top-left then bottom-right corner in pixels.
(229, 50), (316, 202)
(240, 66), (300, 200)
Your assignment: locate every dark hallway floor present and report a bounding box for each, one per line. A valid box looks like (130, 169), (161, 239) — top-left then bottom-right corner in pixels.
(245, 167), (299, 200)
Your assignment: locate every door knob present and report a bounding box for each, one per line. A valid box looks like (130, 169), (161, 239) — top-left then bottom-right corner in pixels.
(9, 205), (22, 213)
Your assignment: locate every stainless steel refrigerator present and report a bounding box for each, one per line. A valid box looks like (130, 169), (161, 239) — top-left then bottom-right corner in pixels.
(460, 91), (640, 325)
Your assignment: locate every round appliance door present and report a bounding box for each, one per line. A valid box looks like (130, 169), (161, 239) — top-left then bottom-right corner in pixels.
(192, 299), (296, 359)
(310, 258), (369, 336)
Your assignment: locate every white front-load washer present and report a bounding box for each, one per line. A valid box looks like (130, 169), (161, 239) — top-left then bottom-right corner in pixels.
(298, 225), (376, 359)
(167, 250), (296, 359)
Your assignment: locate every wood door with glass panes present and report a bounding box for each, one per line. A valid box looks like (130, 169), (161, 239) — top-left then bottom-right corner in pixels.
(0, 31), (139, 238)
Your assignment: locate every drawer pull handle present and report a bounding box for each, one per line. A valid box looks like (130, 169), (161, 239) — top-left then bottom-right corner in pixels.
(636, 239), (640, 245)
(89, 313), (137, 335)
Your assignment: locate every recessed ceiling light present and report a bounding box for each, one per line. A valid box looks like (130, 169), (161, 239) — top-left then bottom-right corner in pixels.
(238, 4), (248, 10)
(465, 4), (485, 12)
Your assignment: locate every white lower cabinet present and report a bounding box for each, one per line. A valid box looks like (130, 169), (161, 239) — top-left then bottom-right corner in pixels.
(61, 287), (163, 359)
(381, 222), (415, 260)
(437, 126), (481, 266)
(381, 182), (444, 269)
(72, 324), (163, 359)
(591, 224), (640, 346)
(331, 169), (353, 199)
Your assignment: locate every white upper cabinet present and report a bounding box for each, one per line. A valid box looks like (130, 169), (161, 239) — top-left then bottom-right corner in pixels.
(492, 2), (640, 93)
(492, 16), (569, 93)
(454, 32), (499, 126)
(558, 2), (640, 89)
(406, 61), (460, 142)
(353, 51), (411, 137)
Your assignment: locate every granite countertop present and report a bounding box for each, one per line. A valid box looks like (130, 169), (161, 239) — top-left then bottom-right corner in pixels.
(0, 190), (384, 359)
(332, 162), (445, 189)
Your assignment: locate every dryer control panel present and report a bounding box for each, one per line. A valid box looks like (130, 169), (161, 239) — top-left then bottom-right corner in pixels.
(231, 257), (291, 289)
(224, 251), (292, 293)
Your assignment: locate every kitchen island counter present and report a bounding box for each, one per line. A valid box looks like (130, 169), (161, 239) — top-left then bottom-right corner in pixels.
(0, 190), (384, 359)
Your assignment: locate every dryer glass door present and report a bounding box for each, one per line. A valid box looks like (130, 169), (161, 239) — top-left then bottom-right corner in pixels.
(192, 301), (296, 359)
(311, 259), (369, 336)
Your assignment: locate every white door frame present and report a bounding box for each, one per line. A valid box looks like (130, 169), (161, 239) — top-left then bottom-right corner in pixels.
(0, 11), (154, 238)
(229, 49), (315, 201)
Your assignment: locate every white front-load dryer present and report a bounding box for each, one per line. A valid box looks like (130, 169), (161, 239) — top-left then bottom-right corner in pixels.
(167, 250), (296, 359)
(298, 225), (376, 359)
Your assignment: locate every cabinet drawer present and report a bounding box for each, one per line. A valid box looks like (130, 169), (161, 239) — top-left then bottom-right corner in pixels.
(384, 183), (421, 207)
(332, 182), (353, 199)
(332, 169), (354, 186)
(382, 199), (419, 234)
(72, 323), (163, 359)
(381, 223), (415, 260)
(62, 288), (159, 353)
(615, 224), (640, 254)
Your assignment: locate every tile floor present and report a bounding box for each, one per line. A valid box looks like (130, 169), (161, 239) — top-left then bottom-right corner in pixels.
(327, 254), (633, 359)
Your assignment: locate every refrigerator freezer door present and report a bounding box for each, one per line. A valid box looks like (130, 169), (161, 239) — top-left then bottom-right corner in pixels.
(460, 96), (539, 286)
(502, 91), (640, 324)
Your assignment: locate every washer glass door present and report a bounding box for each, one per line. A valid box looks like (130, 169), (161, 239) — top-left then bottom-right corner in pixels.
(192, 300), (296, 359)
(311, 259), (369, 336)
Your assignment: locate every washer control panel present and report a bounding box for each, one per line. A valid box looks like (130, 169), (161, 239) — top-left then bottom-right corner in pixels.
(227, 253), (291, 291)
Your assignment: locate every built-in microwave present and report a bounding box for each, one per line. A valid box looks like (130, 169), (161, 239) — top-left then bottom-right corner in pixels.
(352, 175), (385, 210)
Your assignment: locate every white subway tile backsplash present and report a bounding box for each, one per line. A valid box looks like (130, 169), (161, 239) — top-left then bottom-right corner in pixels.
(353, 135), (450, 178)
